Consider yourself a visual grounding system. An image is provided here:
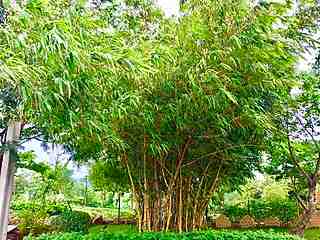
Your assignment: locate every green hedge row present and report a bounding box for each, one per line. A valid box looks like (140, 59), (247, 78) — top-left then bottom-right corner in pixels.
(12, 202), (69, 215)
(26, 230), (301, 240)
(223, 200), (298, 223)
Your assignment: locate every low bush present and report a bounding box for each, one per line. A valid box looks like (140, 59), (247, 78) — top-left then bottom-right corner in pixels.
(223, 205), (247, 223)
(26, 230), (301, 240)
(12, 201), (71, 237)
(223, 199), (299, 223)
(51, 210), (91, 233)
(16, 207), (51, 237)
(12, 201), (69, 216)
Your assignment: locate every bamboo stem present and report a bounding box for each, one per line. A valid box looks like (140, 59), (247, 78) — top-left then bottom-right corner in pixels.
(178, 173), (183, 233)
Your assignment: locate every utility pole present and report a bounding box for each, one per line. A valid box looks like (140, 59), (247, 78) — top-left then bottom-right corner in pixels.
(0, 122), (21, 240)
(84, 176), (88, 206)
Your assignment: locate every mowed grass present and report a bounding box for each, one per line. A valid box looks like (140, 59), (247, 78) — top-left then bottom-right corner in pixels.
(304, 228), (320, 240)
(89, 225), (320, 239)
(73, 206), (134, 220)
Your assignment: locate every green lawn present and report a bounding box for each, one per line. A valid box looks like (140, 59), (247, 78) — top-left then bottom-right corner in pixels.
(73, 206), (134, 220)
(304, 228), (320, 240)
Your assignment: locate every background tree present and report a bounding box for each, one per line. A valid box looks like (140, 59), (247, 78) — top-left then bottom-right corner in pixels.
(266, 74), (320, 236)
(216, 176), (298, 224)
(15, 151), (75, 205)
(89, 158), (129, 222)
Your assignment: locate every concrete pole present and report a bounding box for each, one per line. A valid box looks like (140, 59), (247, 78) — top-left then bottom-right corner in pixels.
(0, 122), (21, 240)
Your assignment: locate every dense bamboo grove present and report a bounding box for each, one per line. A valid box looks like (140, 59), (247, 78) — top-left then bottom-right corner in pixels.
(117, 0), (313, 232)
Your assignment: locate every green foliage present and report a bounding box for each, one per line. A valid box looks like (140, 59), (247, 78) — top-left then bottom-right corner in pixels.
(223, 199), (299, 223)
(265, 73), (320, 224)
(89, 160), (129, 193)
(11, 201), (68, 215)
(216, 177), (298, 223)
(25, 230), (302, 240)
(17, 151), (50, 175)
(223, 177), (290, 207)
(89, 224), (137, 234)
(0, 86), (20, 127)
(113, 0), (310, 230)
(12, 201), (69, 236)
(223, 205), (247, 223)
(51, 210), (91, 233)
(303, 228), (320, 240)
(0, 0), (159, 154)
(14, 156), (76, 208)
(15, 204), (51, 236)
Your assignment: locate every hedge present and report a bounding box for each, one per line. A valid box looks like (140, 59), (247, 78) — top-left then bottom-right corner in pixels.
(12, 202), (69, 216)
(50, 210), (91, 233)
(25, 230), (302, 240)
(223, 199), (298, 223)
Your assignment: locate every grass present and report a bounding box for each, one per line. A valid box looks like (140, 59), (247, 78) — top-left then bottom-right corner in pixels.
(73, 206), (134, 220)
(304, 228), (320, 240)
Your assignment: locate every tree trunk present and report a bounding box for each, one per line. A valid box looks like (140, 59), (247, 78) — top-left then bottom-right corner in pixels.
(136, 181), (214, 232)
(154, 179), (161, 230)
(290, 176), (317, 237)
(84, 176), (88, 206)
(0, 122), (21, 240)
(178, 175), (183, 233)
(123, 136), (222, 232)
(165, 194), (172, 231)
(185, 177), (192, 231)
(101, 191), (106, 207)
(142, 134), (151, 231)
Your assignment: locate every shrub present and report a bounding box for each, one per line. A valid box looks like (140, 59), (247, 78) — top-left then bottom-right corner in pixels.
(223, 199), (299, 223)
(16, 207), (51, 236)
(26, 230), (302, 240)
(46, 204), (69, 216)
(223, 205), (247, 222)
(51, 210), (91, 233)
(266, 200), (298, 223)
(12, 201), (68, 216)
